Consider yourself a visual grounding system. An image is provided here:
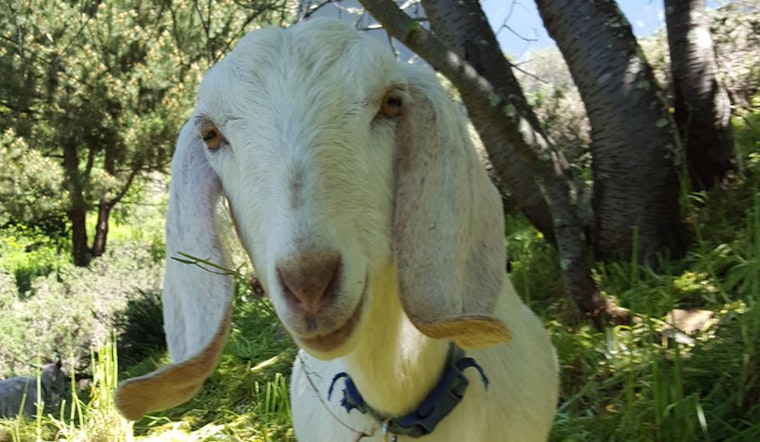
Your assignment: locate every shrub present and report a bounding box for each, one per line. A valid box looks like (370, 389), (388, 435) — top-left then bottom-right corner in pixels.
(0, 241), (163, 377)
(114, 290), (166, 368)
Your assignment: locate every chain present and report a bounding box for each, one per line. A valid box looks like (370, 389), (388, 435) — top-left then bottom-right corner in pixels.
(297, 353), (377, 441)
(382, 420), (398, 442)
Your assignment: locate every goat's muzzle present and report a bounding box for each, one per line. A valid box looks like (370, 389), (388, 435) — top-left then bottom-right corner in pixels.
(277, 249), (342, 316)
(275, 249), (365, 354)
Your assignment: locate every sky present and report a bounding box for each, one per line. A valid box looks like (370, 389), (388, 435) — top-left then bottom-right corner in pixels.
(483, 0), (721, 59)
(304, 0), (723, 60)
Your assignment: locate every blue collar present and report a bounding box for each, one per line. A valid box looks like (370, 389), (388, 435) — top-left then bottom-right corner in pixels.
(327, 344), (489, 438)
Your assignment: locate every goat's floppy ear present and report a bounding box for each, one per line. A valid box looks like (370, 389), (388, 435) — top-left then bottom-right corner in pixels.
(115, 121), (234, 421)
(394, 68), (511, 350)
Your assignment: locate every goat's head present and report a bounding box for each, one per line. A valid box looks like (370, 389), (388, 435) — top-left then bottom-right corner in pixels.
(115, 18), (510, 421)
(40, 359), (65, 399)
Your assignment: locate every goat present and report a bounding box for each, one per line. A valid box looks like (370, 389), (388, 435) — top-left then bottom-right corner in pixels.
(115, 18), (558, 441)
(0, 360), (64, 419)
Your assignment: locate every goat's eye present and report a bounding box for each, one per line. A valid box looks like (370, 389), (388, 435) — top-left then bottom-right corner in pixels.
(200, 120), (224, 150)
(380, 90), (403, 117)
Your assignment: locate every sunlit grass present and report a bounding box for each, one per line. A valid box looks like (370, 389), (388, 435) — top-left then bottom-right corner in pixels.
(3, 191), (759, 441)
(1, 292), (295, 442)
(541, 188), (760, 441)
(2, 103), (758, 442)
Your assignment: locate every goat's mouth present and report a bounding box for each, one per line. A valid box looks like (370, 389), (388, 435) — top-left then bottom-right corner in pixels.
(297, 277), (367, 355)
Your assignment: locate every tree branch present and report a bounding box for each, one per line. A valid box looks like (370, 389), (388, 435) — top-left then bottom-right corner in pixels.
(106, 165), (140, 208)
(359, 0), (492, 101)
(298, 0), (342, 20)
(359, 0), (623, 324)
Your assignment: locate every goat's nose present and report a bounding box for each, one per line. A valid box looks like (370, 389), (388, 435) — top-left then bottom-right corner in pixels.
(276, 250), (342, 311)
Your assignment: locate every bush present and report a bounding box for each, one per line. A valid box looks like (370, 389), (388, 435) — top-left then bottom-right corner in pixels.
(114, 290), (166, 368)
(0, 240), (163, 377)
(0, 130), (67, 227)
(0, 224), (68, 297)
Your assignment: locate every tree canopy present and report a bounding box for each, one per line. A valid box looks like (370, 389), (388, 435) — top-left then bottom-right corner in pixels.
(0, 0), (292, 264)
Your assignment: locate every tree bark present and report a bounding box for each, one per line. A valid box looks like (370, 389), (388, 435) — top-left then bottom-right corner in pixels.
(62, 141), (90, 267)
(91, 145), (116, 258)
(359, 0), (624, 323)
(91, 166), (139, 257)
(418, 0), (557, 242)
(536, 0), (686, 262)
(91, 200), (111, 258)
(665, 0), (736, 189)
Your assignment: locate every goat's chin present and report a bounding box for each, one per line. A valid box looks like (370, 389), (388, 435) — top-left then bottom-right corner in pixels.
(291, 280), (367, 360)
(296, 294), (365, 360)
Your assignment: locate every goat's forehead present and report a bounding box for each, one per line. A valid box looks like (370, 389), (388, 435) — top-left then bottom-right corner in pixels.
(199, 23), (402, 113)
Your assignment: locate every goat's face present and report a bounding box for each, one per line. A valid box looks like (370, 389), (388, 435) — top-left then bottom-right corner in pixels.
(41, 361), (65, 399)
(194, 25), (405, 357)
(114, 19), (512, 422)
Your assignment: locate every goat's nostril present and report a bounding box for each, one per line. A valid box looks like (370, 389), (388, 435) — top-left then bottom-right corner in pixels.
(276, 251), (342, 311)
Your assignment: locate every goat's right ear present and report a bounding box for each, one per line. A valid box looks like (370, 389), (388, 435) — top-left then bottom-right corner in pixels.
(115, 120), (234, 421)
(393, 68), (511, 350)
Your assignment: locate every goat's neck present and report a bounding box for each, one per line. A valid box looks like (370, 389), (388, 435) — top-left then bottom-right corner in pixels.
(341, 266), (450, 417)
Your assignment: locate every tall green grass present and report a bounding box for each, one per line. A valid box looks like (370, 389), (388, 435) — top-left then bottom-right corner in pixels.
(52, 339), (131, 441)
(1, 295), (296, 442)
(3, 198), (759, 441)
(540, 189), (760, 441)
(2, 102), (758, 442)
(0, 339), (128, 442)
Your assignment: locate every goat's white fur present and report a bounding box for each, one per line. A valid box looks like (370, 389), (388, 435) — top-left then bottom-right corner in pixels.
(115, 18), (558, 441)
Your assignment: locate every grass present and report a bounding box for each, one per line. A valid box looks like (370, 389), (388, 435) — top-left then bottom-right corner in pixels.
(2, 202), (759, 441)
(541, 193), (760, 440)
(4, 191), (759, 442)
(1, 108), (759, 441)
(1, 294), (296, 442)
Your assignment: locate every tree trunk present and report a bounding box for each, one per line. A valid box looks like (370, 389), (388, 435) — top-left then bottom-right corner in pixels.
(360, 0), (625, 323)
(536, 0), (686, 262)
(62, 141), (90, 266)
(665, 0), (736, 189)
(91, 144), (139, 257)
(91, 199), (111, 257)
(420, 0), (562, 243)
(91, 145), (116, 258)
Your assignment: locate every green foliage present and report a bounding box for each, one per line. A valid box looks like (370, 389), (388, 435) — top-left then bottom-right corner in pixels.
(114, 290), (166, 369)
(0, 236), (164, 378)
(544, 113), (760, 441)
(0, 224), (68, 296)
(0, 130), (66, 227)
(505, 215), (561, 307)
(734, 97), (760, 175)
(0, 0), (292, 259)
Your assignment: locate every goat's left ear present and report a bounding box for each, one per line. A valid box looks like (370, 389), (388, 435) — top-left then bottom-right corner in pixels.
(114, 120), (234, 420)
(394, 67), (511, 350)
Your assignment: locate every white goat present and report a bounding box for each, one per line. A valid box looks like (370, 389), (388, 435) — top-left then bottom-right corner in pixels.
(115, 18), (558, 441)
(0, 361), (64, 419)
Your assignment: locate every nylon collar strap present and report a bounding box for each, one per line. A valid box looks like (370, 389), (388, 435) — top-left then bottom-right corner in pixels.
(327, 344), (489, 438)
